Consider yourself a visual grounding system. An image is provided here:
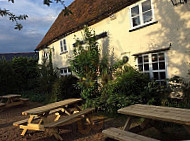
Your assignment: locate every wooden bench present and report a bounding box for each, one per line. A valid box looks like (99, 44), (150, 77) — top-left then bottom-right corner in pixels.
(103, 128), (159, 141)
(13, 116), (40, 127)
(19, 98), (29, 103)
(0, 102), (5, 107)
(44, 108), (95, 128)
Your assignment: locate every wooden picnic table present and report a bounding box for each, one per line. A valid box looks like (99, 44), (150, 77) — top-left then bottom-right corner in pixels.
(0, 94), (28, 108)
(13, 98), (98, 140)
(103, 104), (190, 141)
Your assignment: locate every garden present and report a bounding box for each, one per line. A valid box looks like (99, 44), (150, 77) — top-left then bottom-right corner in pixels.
(0, 26), (190, 141)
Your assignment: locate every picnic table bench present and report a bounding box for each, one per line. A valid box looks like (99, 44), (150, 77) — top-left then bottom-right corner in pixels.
(103, 104), (190, 141)
(13, 98), (102, 140)
(0, 94), (29, 109)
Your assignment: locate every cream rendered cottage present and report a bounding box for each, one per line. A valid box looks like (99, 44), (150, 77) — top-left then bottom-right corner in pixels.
(35, 0), (190, 83)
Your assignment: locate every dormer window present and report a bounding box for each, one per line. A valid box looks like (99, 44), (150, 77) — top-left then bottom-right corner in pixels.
(130, 0), (154, 29)
(60, 39), (67, 54)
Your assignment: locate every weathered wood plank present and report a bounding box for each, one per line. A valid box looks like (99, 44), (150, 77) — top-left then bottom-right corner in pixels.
(118, 104), (190, 125)
(22, 98), (82, 115)
(0, 94), (21, 99)
(13, 116), (40, 126)
(102, 128), (159, 141)
(44, 108), (95, 128)
(0, 102), (5, 107)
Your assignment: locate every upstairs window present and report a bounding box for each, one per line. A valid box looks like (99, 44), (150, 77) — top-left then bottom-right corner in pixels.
(60, 39), (67, 54)
(130, 0), (154, 29)
(137, 52), (167, 84)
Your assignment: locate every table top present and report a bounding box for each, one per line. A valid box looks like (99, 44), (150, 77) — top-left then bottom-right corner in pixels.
(22, 98), (82, 115)
(0, 94), (21, 99)
(118, 104), (190, 126)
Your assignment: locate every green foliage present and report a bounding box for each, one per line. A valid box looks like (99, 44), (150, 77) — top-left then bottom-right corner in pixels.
(49, 75), (80, 103)
(21, 91), (46, 103)
(100, 66), (150, 113)
(70, 26), (100, 108)
(0, 58), (16, 95)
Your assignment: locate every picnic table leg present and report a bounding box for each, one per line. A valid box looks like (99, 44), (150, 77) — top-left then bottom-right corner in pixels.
(46, 128), (63, 141)
(184, 125), (190, 134)
(123, 117), (132, 131)
(21, 115), (35, 136)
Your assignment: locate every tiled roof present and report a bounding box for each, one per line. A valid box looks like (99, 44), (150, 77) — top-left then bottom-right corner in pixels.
(35, 0), (139, 51)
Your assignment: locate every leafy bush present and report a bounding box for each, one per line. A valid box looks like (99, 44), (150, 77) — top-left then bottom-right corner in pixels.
(21, 91), (46, 103)
(99, 66), (150, 113)
(49, 75), (80, 103)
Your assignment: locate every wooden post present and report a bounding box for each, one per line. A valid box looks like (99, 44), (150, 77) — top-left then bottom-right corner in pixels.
(123, 117), (132, 131)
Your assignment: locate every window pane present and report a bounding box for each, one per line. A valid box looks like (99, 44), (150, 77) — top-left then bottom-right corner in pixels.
(143, 55), (149, 62)
(60, 69), (63, 74)
(153, 72), (159, 80)
(159, 53), (165, 61)
(63, 39), (66, 44)
(143, 10), (152, 23)
(144, 64), (149, 71)
(131, 6), (139, 17)
(160, 72), (166, 79)
(138, 65), (143, 71)
(159, 62), (165, 70)
(64, 69), (67, 73)
(138, 56), (143, 64)
(60, 41), (63, 52)
(132, 16), (140, 27)
(152, 54), (158, 62)
(64, 45), (67, 51)
(153, 63), (158, 70)
(142, 0), (151, 12)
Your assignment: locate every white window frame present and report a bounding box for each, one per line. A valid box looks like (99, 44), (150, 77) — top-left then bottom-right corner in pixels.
(60, 39), (68, 54)
(60, 67), (71, 76)
(129, 0), (155, 30)
(136, 52), (168, 84)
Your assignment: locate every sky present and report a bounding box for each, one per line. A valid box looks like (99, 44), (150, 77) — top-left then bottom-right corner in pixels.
(0, 0), (74, 53)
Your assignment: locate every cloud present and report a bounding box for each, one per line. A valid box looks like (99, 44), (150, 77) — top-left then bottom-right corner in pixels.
(0, 0), (74, 53)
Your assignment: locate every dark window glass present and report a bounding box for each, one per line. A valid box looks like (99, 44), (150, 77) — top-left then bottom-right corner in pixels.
(152, 54), (158, 62)
(142, 0), (151, 12)
(153, 72), (159, 80)
(159, 53), (165, 61)
(159, 62), (165, 70)
(131, 6), (139, 17)
(143, 55), (149, 62)
(60, 69), (63, 74)
(138, 56), (143, 64)
(153, 63), (158, 70)
(160, 72), (166, 79)
(64, 69), (67, 73)
(144, 64), (149, 71)
(63, 39), (66, 44)
(143, 10), (152, 23)
(68, 68), (71, 73)
(132, 17), (140, 27)
(138, 65), (143, 71)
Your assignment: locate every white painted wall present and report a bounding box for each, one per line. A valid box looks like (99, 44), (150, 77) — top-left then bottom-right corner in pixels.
(39, 0), (190, 79)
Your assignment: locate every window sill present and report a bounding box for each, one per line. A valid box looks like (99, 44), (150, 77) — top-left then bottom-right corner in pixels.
(60, 51), (68, 55)
(129, 21), (158, 32)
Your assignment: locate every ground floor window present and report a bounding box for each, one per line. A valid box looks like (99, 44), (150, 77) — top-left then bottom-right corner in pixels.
(60, 67), (71, 76)
(137, 52), (167, 84)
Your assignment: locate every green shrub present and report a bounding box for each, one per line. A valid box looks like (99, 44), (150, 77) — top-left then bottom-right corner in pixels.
(100, 66), (150, 113)
(49, 75), (80, 103)
(21, 91), (46, 103)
